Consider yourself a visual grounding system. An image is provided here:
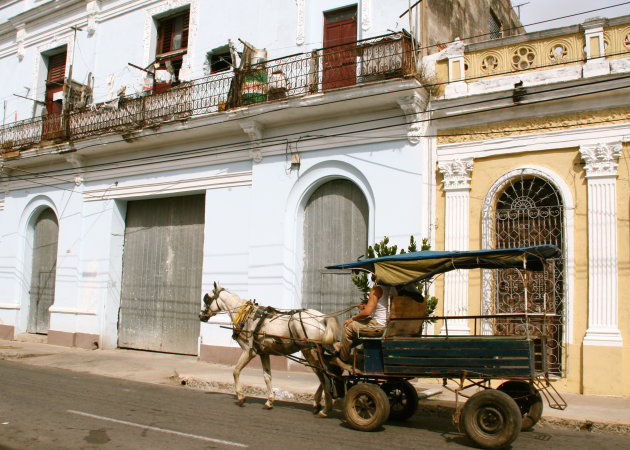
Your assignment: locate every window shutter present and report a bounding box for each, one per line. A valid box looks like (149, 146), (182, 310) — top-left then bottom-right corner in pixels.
(181, 13), (189, 49)
(156, 10), (189, 57)
(47, 52), (67, 83)
(158, 20), (174, 54)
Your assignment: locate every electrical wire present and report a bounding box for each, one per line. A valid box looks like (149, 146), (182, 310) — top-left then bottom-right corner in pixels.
(5, 68), (630, 185)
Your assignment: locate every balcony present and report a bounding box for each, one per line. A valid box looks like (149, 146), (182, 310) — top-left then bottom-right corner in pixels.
(1, 33), (416, 157)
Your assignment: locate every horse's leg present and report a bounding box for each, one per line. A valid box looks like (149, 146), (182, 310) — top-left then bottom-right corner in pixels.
(259, 354), (274, 410)
(233, 349), (256, 406)
(302, 349), (333, 418)
(312, 383), (324, 415)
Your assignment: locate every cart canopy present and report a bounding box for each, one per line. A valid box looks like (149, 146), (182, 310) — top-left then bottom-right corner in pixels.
(326, 245), (561, 286)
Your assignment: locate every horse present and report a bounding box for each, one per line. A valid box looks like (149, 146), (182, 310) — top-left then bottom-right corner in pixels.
(199, 281), (340, 416)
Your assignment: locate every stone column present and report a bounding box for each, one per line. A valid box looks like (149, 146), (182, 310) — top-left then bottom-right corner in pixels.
(438, 159), (473, 335)
(580, 142), (622, 347)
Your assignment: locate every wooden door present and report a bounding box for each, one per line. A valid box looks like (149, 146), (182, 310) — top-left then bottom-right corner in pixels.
(28, 208), (59, 334)
(323, 7), (357, 90)
(118, 195), (205, 355)
(301, 180), (368, 319)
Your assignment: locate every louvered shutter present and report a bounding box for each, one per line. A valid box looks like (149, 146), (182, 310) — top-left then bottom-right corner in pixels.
(47, 52), (67, 83)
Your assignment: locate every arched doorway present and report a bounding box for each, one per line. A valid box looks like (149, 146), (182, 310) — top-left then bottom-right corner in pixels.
(301, 179), (368, 316)
(485, 175), (565, 374)
(28, 208), (59, 334)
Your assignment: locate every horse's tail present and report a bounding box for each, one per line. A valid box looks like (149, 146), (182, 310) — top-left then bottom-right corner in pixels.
(321, 316), (339, 345)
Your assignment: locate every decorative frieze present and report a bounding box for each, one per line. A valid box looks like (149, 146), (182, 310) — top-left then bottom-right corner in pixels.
(580, 142), (622, 346)
(437, 106), (630, 145)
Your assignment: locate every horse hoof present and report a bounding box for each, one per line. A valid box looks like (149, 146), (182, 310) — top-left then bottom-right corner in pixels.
(263, 403), (273, 410)
(316, 411), (328, 418)
(312, 405), (322, 415)
(237, 398), (246, 407)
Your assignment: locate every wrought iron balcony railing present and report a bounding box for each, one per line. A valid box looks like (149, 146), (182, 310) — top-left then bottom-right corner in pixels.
(1, 33), (415, 155)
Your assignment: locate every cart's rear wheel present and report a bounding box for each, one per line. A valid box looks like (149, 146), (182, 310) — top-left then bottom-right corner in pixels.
(381, 380), (419, 421)
(497, 381), (543, 431)
(461, 389), (522, 450)
(343, 383), (390, 431)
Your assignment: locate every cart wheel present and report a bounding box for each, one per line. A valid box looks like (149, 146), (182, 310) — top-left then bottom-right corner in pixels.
(343, 383), (390, 431)
(381, 380), (419, 421)
(461, 389), (522, 450)
(497, 381), (543, 431)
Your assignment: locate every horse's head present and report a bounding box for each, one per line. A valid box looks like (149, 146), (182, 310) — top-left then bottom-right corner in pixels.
(199, 281), (226, 322)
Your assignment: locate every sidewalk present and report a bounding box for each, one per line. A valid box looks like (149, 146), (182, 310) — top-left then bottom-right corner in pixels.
(1, 338), (628, 434)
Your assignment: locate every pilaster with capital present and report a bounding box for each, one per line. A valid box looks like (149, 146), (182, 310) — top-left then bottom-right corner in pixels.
(438, 158), (474, 334)
(579, 142), (622, 346)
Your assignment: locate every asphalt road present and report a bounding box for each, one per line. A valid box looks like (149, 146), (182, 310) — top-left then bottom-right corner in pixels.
(1, 360), (629, 449)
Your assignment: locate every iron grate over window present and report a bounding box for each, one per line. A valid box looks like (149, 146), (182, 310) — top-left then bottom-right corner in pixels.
(488, 176), (565, 375)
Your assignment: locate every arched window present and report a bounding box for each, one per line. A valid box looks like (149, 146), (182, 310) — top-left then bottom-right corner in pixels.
(487, 176), (565, 375)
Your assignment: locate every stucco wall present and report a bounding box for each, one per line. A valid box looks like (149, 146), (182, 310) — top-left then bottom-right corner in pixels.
(423, 0), (522, 53)
(435, 140), (629, 395)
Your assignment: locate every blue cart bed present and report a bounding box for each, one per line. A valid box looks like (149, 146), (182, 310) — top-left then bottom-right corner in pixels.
(362, 336), (546, 379)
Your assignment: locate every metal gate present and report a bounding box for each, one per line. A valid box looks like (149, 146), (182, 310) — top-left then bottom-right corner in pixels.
(483, 176), (565, 374)
(302, 179), (368, 320)
(28, 208), (59, 334)
(118, 195), (205, 355)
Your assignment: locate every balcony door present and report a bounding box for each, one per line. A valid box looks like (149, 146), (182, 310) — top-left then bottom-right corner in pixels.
(42, 51), (66, 140)
(323, 6), (357, 90)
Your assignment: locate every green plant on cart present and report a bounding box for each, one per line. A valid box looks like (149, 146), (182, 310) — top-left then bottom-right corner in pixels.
(351, 236), (438, 316)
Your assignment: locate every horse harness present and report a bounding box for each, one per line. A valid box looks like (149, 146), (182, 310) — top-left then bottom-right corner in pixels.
(231, 301), (312, 351)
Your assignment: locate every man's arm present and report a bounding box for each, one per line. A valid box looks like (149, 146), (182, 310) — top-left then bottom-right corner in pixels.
(344, 286), (383, 326)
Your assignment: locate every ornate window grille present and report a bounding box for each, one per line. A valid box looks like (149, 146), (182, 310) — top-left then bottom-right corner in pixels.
(485, 176), (565, 375)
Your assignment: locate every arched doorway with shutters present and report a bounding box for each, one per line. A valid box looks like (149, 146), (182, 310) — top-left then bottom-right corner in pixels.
(26, 207), (60, 335)
(481, 168), (572, 375)
(301, 179), (369, 320)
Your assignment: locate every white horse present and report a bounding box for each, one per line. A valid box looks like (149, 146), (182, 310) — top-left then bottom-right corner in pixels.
(199, 282), (339, 416)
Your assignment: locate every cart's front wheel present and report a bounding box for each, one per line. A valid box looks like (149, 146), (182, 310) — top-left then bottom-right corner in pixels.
(381, 380), (419, 421)
(461, 389), (522, 450)
(343, 383), (390, 431)
(497, 381), (543, 431)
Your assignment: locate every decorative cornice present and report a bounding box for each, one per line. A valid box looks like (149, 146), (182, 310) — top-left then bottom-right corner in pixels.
(397, 92), (428, 144)
(579, 142), (622, 178)
(438, 158), (473, 190)
(295, 0), (305, 46)
(83, 171), (252, 201)
(6, 0), (84, 26)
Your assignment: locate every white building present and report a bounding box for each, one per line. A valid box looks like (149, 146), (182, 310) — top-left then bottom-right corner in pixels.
(0, 0), (520, 364)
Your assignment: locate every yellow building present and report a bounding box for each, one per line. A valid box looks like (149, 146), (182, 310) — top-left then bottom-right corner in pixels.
(430, 15), (630, 396)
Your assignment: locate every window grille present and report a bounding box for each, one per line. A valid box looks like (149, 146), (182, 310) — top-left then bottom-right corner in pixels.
(485, 176), (566, 375)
